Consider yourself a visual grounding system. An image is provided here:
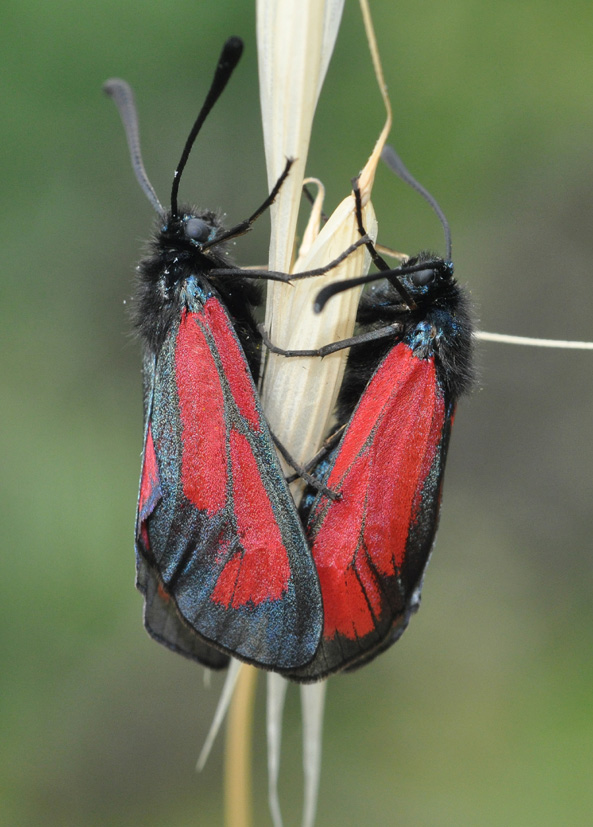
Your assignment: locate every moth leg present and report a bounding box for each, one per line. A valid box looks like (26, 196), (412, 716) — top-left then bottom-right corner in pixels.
(202, 158), (294, 249)
(258, 322), (402, 358)
(351, 176), (392, 272)
(351, 177), (416, 309)
(270, 433), (341, 501)
(284, 427), (346, 485)
(210, 236), (370, 284)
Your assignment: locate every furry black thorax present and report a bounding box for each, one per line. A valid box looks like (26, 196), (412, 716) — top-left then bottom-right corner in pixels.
(337, 252), (476, 425)
(133, 205), (261, 374)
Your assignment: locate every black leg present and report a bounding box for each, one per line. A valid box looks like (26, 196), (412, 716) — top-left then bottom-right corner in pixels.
(202, 158), (294, 250)
(271, 433), (341, 501)
(352, 177), (391, 272)
(209, 236), (370, 284)
(284, 426), (346, 484)
(259, 321), (402, 358)
(351, 177), (416, 309)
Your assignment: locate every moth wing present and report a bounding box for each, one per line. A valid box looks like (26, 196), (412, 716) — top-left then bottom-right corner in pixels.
(290, 343), (452, 681)
(136, 298), (321, 671)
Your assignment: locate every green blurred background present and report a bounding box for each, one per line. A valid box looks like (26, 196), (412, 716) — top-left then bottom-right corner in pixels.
(3, 1), (593, 824)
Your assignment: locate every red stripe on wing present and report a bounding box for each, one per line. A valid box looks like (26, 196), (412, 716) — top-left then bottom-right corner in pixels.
(138, 425), (162, 551)
(211, 429), (291, 608)
(202, 299), (260, 430)
(311, 344), (445, 641)
(139, 425), (160, 519)
(176, 309), (227, 515)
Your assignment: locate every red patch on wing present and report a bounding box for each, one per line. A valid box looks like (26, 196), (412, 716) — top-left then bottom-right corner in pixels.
(202, 299), (260, 430)
(211, 429), (290, 608)
(139, 425), (160, 519)
(312, 455), (380, 639)
(176, 310), (227, 515)
(311, 344), (445, 640)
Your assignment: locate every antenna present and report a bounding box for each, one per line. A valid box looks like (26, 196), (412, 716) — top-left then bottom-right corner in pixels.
(314, 258), (450, 313)
(314, 147), (454, 313)
(170, 37), (243, 216)
(103, 78), (165, 217)
(381, 144), (452, 261)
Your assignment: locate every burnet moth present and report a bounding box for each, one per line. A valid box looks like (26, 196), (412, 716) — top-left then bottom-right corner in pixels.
(265, 145), (475, 681)
(104, 37), (330, 672)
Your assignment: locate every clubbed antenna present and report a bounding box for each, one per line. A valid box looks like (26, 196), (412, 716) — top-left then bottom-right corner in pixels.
(104, 37), (244, 220)
(104, 78), (165, 217)
(314, 258), (448, 313)
(170, 36), (243, 216)
(381, 144), (452, 261)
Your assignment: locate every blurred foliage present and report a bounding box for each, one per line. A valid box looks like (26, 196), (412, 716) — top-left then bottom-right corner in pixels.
(2, 0), (593, 824)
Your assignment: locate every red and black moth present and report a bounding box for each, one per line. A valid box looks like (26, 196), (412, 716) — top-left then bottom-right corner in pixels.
(104, 38), (335, 671)
(265, 146), (475, 681)
(106, 32), (474, 680)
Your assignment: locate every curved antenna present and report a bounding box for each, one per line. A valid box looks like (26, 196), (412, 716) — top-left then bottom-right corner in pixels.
(103, 79), (165, 217)
(381, 144), (452, 260)
(314, 259), (445, 314)
(170, 37), (243, 216)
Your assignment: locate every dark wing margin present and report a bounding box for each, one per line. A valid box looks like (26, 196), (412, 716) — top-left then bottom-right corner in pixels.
(136, 556), (231, 669)
(135, 415), (229, 668)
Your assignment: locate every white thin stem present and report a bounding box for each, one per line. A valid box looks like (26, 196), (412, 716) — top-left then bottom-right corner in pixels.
(300, 682), (327, 827)
(196, 659), (243, 772)
(266, 674), (289, 827)
(476, 330), (593, 350)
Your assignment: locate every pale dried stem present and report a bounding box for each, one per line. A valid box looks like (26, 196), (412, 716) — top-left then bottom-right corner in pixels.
(257, 0), (344, 275)
(224, 666), (258, 827)
(259, 0), (394, 498)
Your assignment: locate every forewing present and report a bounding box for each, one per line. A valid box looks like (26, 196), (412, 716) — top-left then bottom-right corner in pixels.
(136, 297), (321, 671)
(288, 343), (452, 681)
(134, 418), (228, 668)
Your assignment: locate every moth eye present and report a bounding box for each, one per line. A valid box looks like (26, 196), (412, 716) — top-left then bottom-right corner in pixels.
(184, 217), (211, 242)
(411, 268), (435, 287)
